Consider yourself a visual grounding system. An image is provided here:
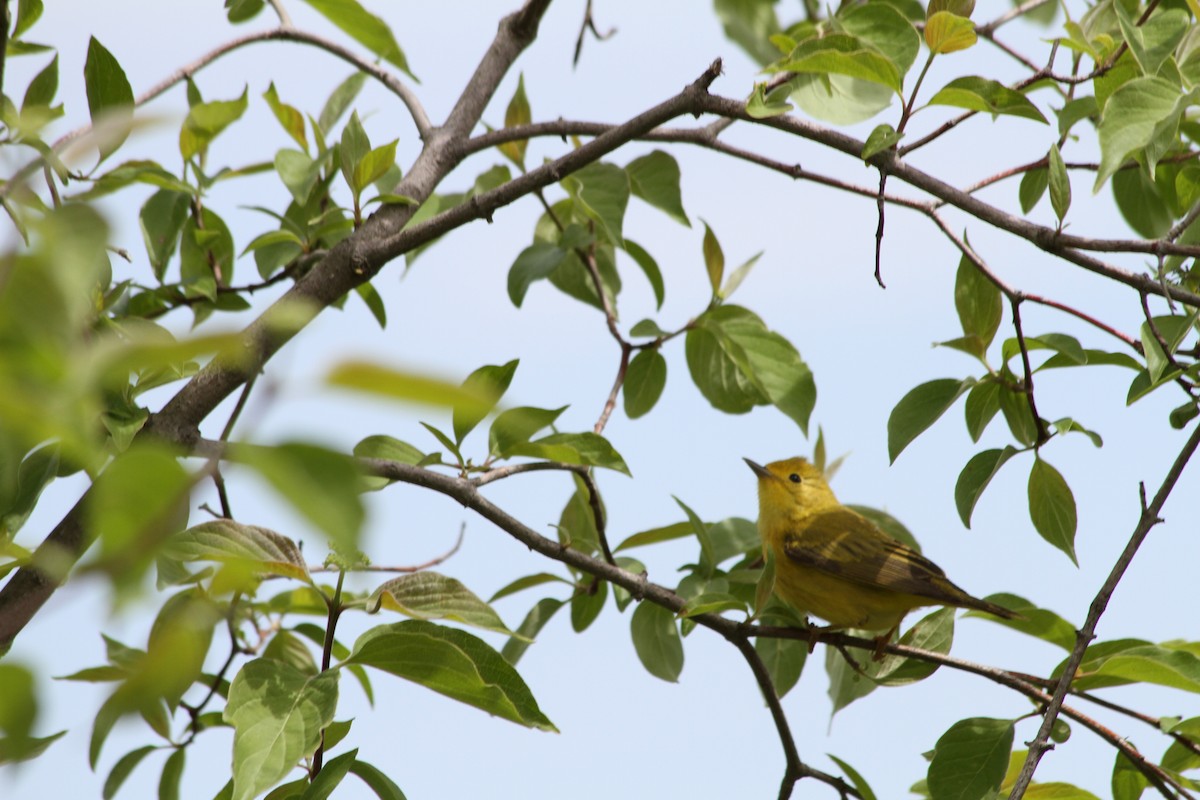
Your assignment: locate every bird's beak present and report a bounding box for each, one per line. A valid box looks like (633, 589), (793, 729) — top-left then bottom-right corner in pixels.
(743, 458), (772, 480)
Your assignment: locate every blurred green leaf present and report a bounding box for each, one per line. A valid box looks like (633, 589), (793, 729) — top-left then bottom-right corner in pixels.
(239, 443), (364, 554)
(224, 659), (339, 800)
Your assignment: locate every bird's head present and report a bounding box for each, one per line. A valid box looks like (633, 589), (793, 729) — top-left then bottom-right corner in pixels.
(743, 456), (837, 517)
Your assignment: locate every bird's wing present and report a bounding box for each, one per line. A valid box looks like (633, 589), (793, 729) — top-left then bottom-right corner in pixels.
(781, 508), (968, 603)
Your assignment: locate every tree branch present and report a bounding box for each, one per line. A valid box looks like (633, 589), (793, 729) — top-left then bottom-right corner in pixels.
(1008, 419), (1200, 797)
(0, 0), (560, 652)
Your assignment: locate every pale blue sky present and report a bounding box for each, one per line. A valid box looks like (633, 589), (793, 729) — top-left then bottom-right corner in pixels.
(2, 2), (1196, 798)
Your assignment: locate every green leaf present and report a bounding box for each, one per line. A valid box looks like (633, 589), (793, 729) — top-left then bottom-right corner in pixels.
(83, 37), (134, 162)
(489, 573), (571, 603)
(263, 83), (307, 151)
(626, 151), (689, 226)
(1019, 167), (1048, 213)
(507, 242), (567, 307)
(841, 2), (920, 76)
(955, 253), (1002, 354)
(348, 759), (408, 800)
(1113, 167), (1173, 238)
(1113, 752), (1150, 800)
(508, 432), (630, 475)
(1048, 144), (1071, 223)
(623, 239), (665, 309)
(674, 496), (716, 571)
(352, 140), (398, 195)
(1080, 643), (1200, 694)
(353, 435), (426, 468)
(102, 745), (156, 800)
(223, 660), (339, 800)
(498, 74), (531, 169)
(570, 580), (607, 632)
(346, 620), (556, 730)
(964, 380), (1001, 442)
(180, 88), (249, 160)
(755, 618), (807, 698)
(1095, 76), (1190, 190)
(298, 0), (414, 78)
(955, 447), (1018, 528)
(158, 747), (185, 800)
(927, 76), (1046, 122)
(924, 11), (976, 54)
(714, 0), (782, 66)
(239, 443), (364, 554)
(1114, 2), (1188, 78)
(301, 749), (356, 800)
(746, 81), (794, 118)
(828, 755), (878, 800)
(453, 360), (518, 443)
(139, 190), (190, 281)
(777, 33), (902, 93)
(179, 207), (235, 298)
(862, 122), (903, 159)
(887, 378), (972, 463)
(689, 305), (817, 433)
(630, 602), (684, 682)
(701, 220), (725, 295)
(965, 593), (1076, 650)
(274, 149), (320, 204)
(87, 445), (189, 577)
(355, 281), (387, 329)
(318, 71), (367, 134)
(720, 252), (761, 300)
(614, 521), (693, 553)
(369, 572), (518, 638)
(562, 162), (630, 245)
(22, 52), (58, 110)
(998, 381), (1038, 446)
(623, 349), (667, 419)
(163, 520), (309, 583)
(486, 405), (565, 458)
(927, 718), (1013, 800)
(501, 598), (564, 666)
(11, 0), (45, 40)
(327, 361), (495, 417)
(1028, 457), (1078, 564)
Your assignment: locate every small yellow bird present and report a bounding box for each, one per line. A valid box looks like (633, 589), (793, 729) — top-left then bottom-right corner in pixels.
(746, 456), (1017, 648)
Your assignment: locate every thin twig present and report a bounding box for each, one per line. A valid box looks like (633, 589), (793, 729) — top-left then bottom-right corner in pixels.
(1008, 419), (1200, 797)
(1011, 296), (1050, 446)
(572, 0), (615, 66)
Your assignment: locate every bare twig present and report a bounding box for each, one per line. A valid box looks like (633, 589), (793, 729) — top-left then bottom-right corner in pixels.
(1008, 420), (1200, 797)
(572, 0), (615, 66)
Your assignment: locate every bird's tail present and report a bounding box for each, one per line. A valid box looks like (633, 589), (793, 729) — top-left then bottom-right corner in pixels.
(962, 595), (1022, 621)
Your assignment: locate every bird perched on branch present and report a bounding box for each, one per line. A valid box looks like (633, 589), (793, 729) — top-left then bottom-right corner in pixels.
(745, 456), (1018, 655)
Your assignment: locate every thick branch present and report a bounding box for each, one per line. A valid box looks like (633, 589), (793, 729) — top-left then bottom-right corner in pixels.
(0, 0), (558, 651)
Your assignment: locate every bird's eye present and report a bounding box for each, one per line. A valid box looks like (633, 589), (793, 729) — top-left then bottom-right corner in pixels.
(789, 473), (802, 483)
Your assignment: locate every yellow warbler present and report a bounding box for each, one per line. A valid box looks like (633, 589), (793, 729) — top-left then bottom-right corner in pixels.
(746, 456), (1017, 647)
